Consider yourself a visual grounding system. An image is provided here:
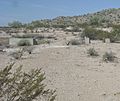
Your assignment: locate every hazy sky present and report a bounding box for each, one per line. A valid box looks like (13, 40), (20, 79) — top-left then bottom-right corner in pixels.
(0, 0), (120, 25)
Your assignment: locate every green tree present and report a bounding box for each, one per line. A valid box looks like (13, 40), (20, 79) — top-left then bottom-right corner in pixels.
(81, 27), (97, 40)
(81, 27), (110, 40)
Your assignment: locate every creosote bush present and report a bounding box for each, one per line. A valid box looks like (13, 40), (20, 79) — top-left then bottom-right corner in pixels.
(0, 63), (56, 101)
(18, 40), (31, 46)
(67, 39), (82, 45)
(87, 48), (99, 56)
(103, 52), (116, 62)
(9, 47), (34, 60)
(9, 49), (24, 60)
(23, 46), (34, 54)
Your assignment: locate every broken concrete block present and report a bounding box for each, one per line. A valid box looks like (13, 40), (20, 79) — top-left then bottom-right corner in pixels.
(105, 38), (110, 43)
(85, 37), (90, 44)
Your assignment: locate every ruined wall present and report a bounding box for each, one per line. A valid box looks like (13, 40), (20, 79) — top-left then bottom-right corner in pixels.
(9, 38), (34, 46)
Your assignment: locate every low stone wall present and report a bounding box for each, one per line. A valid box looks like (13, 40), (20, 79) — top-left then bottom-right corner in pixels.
(105, 38), (110, 43)
(9, 38), (34, 46)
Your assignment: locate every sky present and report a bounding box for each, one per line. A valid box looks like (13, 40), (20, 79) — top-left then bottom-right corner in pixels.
(0, 0), (120, 26)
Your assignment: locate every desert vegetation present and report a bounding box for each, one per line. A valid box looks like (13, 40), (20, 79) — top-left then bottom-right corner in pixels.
(9, 49), (24, 60)
(6, 9), (120, 43)
(23, 46), (34, 54)
(87, 48), (99, 57)
(0, 63), (56, 101)
(81, 27), (120, 42)
(1, 8), (120, 101)
(7, 8), (120, 29)
(103, 52), (117, 62)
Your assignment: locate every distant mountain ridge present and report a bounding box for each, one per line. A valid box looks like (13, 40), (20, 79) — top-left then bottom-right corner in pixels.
(51, 8), (120, 25)
(7, 8), (120, 28)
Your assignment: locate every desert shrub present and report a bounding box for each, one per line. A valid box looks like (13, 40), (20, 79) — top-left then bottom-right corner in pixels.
(37, 39), (50, 45)
(0, 63), (56, 101)
(87, 48), (99, 56)
(8, 21), (23, 28)
(110, 29), (120, 42)
(65, 32), (69, 34)
(23, 46), (34, 54)
(71, 26), (80, 32)
(89, 16), (100, 26)
(18, 40), (31, 46)
(68, 39), (82, 45)
(9, 49), (24, 59)
(65, 26), (80, 32)
(103, 52), (116, 62)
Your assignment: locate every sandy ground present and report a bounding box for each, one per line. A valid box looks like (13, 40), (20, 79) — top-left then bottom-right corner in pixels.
(1, 43), (120, 101)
